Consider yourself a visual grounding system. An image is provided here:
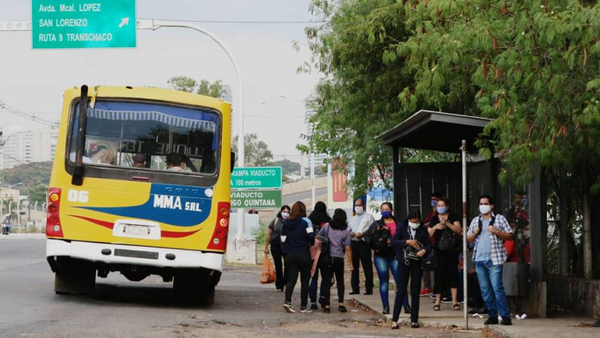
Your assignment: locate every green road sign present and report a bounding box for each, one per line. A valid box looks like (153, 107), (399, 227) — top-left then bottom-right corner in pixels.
(231, 167), (282, 189)
(230, 190), (282, 209)
(32, 0), (136, 49)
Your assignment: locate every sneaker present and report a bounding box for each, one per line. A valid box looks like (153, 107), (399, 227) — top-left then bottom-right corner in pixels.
(300, 306), (312, 313)
(339, 305), (347, 313)
(501, 317), (512, 326)
(318, 296), (326, 309)
(283, 303), (296, 313)
(430, 293), (437, 299)
(349, 290), (360, 295)
(484, 317), (499, 325)
(310, 303), (318, 310)
(419, 288), (432, 296)
(441, 297), (452, 304)
(382, 306), (390, 315)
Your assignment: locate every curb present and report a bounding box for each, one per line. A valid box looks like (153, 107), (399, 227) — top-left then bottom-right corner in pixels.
(349, 297), (515, 338)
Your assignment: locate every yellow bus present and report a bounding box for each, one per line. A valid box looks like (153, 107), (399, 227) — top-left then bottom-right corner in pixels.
(45, 85), (232, 304)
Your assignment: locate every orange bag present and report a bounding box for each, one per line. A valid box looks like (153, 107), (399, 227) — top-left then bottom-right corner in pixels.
(260, 254), (276, 284)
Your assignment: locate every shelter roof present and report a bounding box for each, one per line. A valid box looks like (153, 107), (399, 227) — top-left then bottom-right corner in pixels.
(378, 110), (492, 153)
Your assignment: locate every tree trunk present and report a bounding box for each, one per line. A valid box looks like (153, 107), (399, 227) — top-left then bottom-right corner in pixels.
(558, 173), (570, 276)
(581, 164), (593, 279)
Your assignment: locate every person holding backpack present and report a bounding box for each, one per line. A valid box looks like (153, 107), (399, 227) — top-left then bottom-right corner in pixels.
(312, 209), (353, 313)
(308, 201), (332, 310)
(364, 202), (410, 315)
(282, 201), (315, 313)
(264, 205), (291, 292)
(391, 209), (431, 329)
(428, 196), (463, 311)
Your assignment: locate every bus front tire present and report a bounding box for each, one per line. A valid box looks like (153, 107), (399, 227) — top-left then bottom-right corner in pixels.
(173, 271), (215, 306)
(54, 268), (96, 295)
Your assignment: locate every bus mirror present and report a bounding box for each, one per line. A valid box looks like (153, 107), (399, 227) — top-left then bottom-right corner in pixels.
(230, 151), (236, 173)
(72, 85), (89, 186)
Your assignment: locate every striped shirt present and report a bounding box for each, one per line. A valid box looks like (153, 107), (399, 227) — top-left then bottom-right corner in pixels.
(467, 213), (513, 266)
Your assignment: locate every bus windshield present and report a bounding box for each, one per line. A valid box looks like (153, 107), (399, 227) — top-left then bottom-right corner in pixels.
(69, 100), (220, 175)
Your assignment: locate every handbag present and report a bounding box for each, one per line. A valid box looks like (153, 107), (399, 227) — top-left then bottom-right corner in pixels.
(421, 251), (438, 271)
(438, 228), (462, 253)
(318, 225), (333, 267)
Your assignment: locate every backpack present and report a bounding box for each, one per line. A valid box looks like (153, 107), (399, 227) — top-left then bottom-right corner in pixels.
(318, 225), (333, 267)
(370, 224), (393, 256)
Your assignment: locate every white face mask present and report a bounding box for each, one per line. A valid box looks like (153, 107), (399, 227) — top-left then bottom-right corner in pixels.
(281, 212), (290, 219)
(479, 205), (492, 215)
(355, 206), (364, 215)
(408, 222), (420, 230)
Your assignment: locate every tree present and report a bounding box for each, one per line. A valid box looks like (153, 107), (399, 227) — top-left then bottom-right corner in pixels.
(273, 159), (301, 175)
(167, 76), (227, 99)
(300, 0), (456, 193)
(232, 134), (274, 167)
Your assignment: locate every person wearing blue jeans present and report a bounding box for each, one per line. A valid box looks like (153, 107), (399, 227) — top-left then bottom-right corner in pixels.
(365, 202), (409, 315)
(467, 194), (514, 326)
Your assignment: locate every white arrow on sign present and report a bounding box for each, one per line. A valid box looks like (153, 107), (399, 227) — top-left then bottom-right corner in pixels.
(119, 17), (130, 28)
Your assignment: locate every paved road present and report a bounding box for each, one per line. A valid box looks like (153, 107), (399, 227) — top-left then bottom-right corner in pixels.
(282, 187), (328, 206)
(0, 237), (484, 338)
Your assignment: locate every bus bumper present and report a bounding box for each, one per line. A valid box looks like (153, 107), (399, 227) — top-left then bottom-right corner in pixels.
(46, 239), (224, 272)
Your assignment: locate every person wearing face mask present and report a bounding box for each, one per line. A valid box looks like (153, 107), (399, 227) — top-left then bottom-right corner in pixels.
(421, 192), (442, 297)
(349, 197), (375, 295)
(428, 197), (463, 311)
(391, 209), (431, 329)
(467, 194), (514, 326)
(265, 205), (291, 292)
(364, 202), (410, 315)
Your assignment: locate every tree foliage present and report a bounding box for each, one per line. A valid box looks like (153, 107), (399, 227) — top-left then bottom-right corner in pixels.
(232, 133), (274, 167)
(167, 76), (227, 99)
(396, 0), (600, 191)
(273, 159), (301, 175)
(302, 0), (462, 193)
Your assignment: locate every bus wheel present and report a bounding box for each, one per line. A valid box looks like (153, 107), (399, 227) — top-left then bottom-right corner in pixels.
(54, 268), (96, 295)
(174, 271), (214, 306)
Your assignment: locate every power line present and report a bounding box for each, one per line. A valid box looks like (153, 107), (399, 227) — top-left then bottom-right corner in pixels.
(141, 18), (328, 25)
(0, 151), (44, 171)
(0, 101), (59, 127)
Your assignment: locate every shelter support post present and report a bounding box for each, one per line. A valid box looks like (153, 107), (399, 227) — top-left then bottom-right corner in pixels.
(461, 140), (468, 329)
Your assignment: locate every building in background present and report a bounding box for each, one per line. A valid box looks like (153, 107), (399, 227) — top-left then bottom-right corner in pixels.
(0, 126), (58, 169)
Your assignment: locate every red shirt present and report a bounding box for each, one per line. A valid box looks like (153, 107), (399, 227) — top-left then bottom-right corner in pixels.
(504, 240), (519, 263)
(384, 219), (397, 237)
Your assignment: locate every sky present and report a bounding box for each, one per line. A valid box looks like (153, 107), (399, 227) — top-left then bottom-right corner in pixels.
(0, 0), (322, 162)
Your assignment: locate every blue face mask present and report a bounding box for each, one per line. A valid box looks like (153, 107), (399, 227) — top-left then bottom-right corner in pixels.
(381, 210), (392, 219)
(521, 198), (528, 206)
(431, 200), (437, 207)
(437, 206), (447, 214)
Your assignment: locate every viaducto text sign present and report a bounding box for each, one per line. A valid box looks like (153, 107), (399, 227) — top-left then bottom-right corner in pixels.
(32, 0), (137, 49)
(230, 190), (282, 209)
(231, 167), (282, 209)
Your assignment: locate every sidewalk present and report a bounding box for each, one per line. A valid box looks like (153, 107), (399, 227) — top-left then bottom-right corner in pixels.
(350, 292), (599, 338)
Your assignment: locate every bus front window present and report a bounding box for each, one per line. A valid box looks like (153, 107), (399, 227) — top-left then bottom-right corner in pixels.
(69, 101), (220, 175)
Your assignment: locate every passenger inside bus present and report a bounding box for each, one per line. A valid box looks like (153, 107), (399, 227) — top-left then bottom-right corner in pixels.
(132, 153), (146, 168)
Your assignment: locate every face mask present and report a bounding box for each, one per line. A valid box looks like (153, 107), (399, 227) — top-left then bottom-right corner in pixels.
(523, 231), (530, 239)
(408, 221), (420, 230)
(381, 210), (392, 219)
(437, 206), (447, 214)
(355, 206), (364, 215)
(281, 212), (289, 219)
(479, 205), (492, 215)
(521, 198), (528, 206)
(431, 200), (437, 207)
